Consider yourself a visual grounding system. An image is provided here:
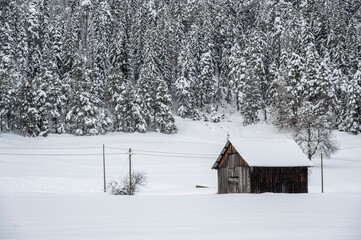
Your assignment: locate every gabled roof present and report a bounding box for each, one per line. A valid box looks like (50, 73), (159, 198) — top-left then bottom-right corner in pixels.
(212, 138), (314, 169)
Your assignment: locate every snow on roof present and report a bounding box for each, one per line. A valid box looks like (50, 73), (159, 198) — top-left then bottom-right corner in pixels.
(215, 138), (313, 168)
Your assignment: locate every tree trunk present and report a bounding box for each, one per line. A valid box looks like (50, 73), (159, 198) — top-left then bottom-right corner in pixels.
(307, 124), (312, 160)
(264, 109), (267, 122)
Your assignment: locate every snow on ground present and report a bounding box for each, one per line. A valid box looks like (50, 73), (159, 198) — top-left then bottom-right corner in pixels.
(1, 116), (361, 239)
(1, 193), (360, 240)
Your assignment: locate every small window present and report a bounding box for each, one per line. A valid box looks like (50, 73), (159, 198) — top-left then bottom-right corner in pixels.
(228, 176), (239, 183)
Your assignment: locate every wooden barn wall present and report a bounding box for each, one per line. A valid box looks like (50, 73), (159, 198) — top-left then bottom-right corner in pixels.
(217, 145), (251, 194)
(250, 167), (308, 193)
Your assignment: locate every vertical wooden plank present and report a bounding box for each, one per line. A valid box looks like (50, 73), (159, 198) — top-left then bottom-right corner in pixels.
(220, 167), (229, 194)
(217, 170), (221, 194)
(238, 167), (243, 193)
(246, 167), (251, 193)
(242, 167), (246, 193)
(228, 168), (234, 193)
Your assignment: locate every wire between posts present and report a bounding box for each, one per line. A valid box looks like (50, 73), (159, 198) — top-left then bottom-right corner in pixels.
(328, 158), (361, 163)
(0, 144), (216, 159)
(133, 153), (215, 159)
(133, 149), (215, 156)
(104, 146), (217, 158)
(105, 146), (130, 151)
(0, 146), (102, 150)
(0, 153), (129, 156)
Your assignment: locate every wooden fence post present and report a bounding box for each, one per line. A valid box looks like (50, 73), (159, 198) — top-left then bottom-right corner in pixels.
(103, 144), (106, 192)
(321, 153), (324, 193)
(129, 148), (132, 195)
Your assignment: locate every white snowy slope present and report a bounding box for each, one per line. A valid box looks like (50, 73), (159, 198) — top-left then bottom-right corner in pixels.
(0, 116), (361, 239)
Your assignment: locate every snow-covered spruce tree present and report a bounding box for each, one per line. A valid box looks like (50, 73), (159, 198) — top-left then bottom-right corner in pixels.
(330, 67), (347, 128)
(18, 3), (50, 137)
(218, 2), (238, 104)
(125, 82), (147, 133)
(338, 67), (361, 134)
(326, 0), (348, 75)
(132, 0), (156, 81)
(304, 42), (320, 103)
(284, 52), (305, 127)
(314, 54), (337, 123)
(47, 72), (66, 134)
(240, 33), (265, 126)
(252, 31), (269, 122)
(65, 55), (104, 136)
(136, 66), (154, 130)
(153, 78), (177, 134)
(156, 15), (177, 88)
(109, 25), (124, 71)
(84, 0), (114, 136)
(199, 50), (216, 109)
(175, 75), (193, 118)
(241, 69), (261, 126)
(18, 74), (48, 137)
(33, 81), (49, 136)
(196, 4), (216, 109)
(135, 28), (161, 128)
(106, 66), (124, 130)
(26, 2), (42, 81)
(228, 41), (246, 112)
(272, 0), (287, 65)
(61, 7), (79, 77)
(304, 48), (337, 125)
(78, 0), (95, 66)
(49, 20), (64, 78)
(93, 0), (113, 82)
(0, 58), (17, 132)
(17, 76), (34, 136)
(30, 72), (50, 137)
(175, 37), (199, 119)
(0, 21), (17, 132)
(38, 32), (66, 134)
(106, 67), (145, 132)
(269, 51), (289, 128)
(345, 19), (359, 76)
(109, 20), (134, 83)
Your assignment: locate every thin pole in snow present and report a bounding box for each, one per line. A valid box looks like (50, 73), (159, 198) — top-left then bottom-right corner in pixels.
(103, 144), (106, 192)
(321, 153), (324, 193)
(129, 148), (132, 195)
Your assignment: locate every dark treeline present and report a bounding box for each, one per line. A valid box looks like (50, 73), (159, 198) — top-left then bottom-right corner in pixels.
(0, 0), (360, 144)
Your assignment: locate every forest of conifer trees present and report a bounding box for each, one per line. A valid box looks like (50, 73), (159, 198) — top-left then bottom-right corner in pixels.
(0, 0), (360, 139)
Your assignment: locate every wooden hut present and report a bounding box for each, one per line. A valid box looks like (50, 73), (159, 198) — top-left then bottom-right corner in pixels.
(212, 139), (313, 194)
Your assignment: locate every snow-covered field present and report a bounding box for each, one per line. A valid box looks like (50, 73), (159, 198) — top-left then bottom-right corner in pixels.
(1, 116), (361, 239)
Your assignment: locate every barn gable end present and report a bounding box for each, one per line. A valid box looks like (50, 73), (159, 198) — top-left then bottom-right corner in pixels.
(213, 142), (251, 194)
(212, 141), (249, 170)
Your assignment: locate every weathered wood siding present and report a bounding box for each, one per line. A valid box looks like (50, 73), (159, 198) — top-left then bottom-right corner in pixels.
(250, 167), (308, 193)
(217, 145), (251, 194)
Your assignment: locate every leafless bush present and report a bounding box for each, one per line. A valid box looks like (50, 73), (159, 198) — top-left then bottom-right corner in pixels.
(107, 179), (126, 195)
(107, 171), (147, 195)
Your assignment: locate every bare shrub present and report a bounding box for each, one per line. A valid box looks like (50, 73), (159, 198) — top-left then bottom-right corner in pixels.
(107, 171), (147, 195)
